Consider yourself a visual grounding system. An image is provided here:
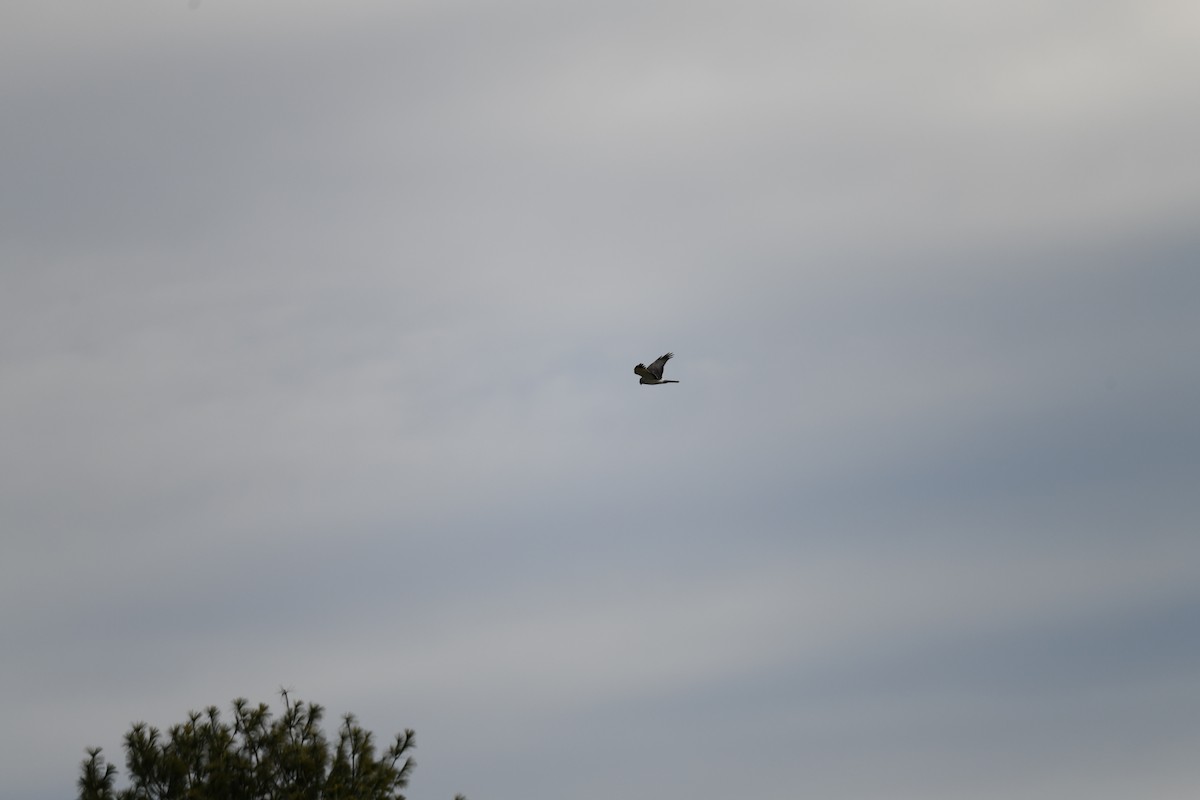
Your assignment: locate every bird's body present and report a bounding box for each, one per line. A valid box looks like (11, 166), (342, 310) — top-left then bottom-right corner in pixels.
(634, 352), (679, 385)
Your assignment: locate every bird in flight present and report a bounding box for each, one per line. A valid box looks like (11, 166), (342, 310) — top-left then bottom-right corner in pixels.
(634, 352), (679, 385)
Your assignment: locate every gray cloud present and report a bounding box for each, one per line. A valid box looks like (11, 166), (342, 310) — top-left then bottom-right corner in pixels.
(3, 2), (1199, 799)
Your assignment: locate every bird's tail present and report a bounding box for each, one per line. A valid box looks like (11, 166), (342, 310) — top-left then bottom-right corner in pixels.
(661, 380), (680, 383)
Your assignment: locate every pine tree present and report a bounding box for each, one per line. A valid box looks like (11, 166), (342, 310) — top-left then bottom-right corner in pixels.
(78, 691), (464, 800)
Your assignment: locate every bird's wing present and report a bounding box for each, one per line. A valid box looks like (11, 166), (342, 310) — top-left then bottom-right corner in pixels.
(646, 352), (674, 379)
(634, 363), (655, 380)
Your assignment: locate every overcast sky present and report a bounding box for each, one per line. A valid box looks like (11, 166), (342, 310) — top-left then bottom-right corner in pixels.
(3, 2), (1200, 799)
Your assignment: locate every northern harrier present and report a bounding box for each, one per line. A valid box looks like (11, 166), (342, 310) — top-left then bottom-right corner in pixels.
(634, 352), (679, 385)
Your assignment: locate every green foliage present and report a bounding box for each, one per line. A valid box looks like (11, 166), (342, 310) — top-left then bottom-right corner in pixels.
(78, 692), (460, 800)
(78, 748), (118, 800)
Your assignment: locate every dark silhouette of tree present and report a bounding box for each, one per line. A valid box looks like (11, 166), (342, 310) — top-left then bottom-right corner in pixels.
(78, 748), (118, 800)
(78, 691), (465, 800)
